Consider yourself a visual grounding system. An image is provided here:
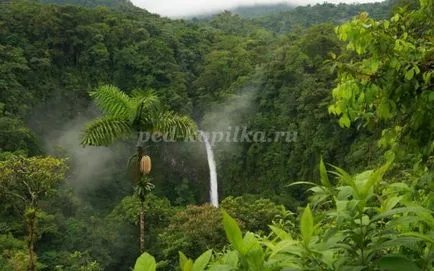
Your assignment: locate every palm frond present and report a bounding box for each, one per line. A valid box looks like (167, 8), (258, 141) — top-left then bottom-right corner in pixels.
(90, 85), (133, 117)
(131, 89), (161, 113)
(153, 111), (197, 140)
(81, 117), (132, 146)
(130, 89), (161, 130)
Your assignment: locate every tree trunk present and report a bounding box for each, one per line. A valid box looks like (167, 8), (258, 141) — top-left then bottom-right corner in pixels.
(137, 143), (146, 252)
(139, 200), (145, 252)
(26, 208), (37, 271)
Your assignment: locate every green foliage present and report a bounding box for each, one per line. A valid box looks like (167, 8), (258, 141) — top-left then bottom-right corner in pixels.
(0, 45), (30, 116)
(1, 0), (433, 270)
(330, 2), (433, 158)
(220, 210), (265, 271)
(377, 255), (421, 271)
(300, 204), (313, 247)
(81, 84), (197, 146)
(109, 194), (173, 226)
(0, 155), (68, 270)
(221, 196), (291, 234)
(222, 210), (243, 252)
(134, 252), (156, 271)
(174, 178), (196, 206)
(178, 250), (212, 271)
(158, 205), (225, 264)
(0, 0), (399, 210)
(0, 117), (41, 156)
(0, 234), (27, 271)
(138, 158), (434, 270)
(253, 1), (396, 33)
(216, 23), (363, 200)
(52, 251), (102, 271)
(0, 155), (68, 206)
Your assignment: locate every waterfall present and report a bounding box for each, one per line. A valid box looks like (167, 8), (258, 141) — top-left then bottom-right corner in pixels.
(200, 131), (218, 208)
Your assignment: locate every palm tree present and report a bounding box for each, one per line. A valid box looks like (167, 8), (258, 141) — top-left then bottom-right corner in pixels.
(81, 84), (196, 147)
(81, 84), (197, 252)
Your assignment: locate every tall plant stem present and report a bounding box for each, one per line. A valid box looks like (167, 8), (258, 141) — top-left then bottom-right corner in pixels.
(139, 199), (145, 252)
(26, 208), (37, 271)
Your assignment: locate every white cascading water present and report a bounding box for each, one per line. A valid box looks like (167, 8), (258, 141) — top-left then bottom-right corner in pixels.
(200, 131), (219, 207)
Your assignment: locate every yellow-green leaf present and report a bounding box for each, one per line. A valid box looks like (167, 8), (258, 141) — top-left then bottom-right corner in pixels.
(222, 210), (243, 251)
(300, 204), (314, 247)
(319, 157), (331, 187)
(192, 250), (212, 271)
(134, 252), (156, 271)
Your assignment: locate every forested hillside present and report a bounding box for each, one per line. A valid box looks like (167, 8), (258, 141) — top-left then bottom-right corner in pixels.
(253, 0), (400, 32)
(0, 0), (432, 270)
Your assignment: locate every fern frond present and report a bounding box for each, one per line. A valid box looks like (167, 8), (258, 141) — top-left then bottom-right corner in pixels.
(81, 117), (132, 146)
(90, 85), (133, 117)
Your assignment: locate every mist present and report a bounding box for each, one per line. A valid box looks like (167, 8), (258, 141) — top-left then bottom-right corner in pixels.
(42, 110), (131, 193)
(202, 87), (257, 133)
(133, 0), (383, 17)
(201, 86), (258, 150)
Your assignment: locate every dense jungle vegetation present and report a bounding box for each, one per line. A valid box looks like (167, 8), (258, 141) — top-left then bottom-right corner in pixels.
(0, 0), (432, 270)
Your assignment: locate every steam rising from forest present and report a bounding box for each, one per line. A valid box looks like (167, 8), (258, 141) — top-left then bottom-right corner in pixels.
(29, 84), (258, 198)
(42, 109), (126, 192)
(29, 84), (256, 202)
(201, 87), (258, 134)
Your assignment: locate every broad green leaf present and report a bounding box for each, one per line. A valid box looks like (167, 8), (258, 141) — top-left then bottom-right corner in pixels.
(208, 265), (236, 271)
(287, 181), (318, 187)
(270, 244), (304, 258)
(242, 233), (265, 270)
(400, 232), (434, 244)
(359, 160), (392, 200)
(300, 204), (314, 247)
(336, 186), (353, 200)
(380, 196), (402, 212)
(262, 240), (276, 251)
(243, 232), (261, 249)
(245, 248), (265, 271)
(330, 165), (359, 198)
(354, 215), (369, 225)
(179, 251), (189, 269)
(319, 157), (331, 187)
(371, 207), (432, 222)
(182, 259), (194, 271)
(269, 239), (299, 258)
(269, 225), (291, 240)
(388, 182), (412, 193)
(405, 69), (414, 80)
(371, 237), (422, 252)
(221, 250), (239, 267)
(339, 115), (351, 128)
(192, 250), (213, 271)
(377, 255), (420, 271)
(134, 252), (157, 271)
(222, 210), (243, 251)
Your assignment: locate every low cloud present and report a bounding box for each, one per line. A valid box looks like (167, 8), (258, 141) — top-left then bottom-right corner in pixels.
(134, 0), (382, 17)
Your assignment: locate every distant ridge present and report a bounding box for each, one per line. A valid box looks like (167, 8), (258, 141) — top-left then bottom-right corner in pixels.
(253, 0), (398, 33)
(231, 3), (295, 18)
(38, 0), (135, 9)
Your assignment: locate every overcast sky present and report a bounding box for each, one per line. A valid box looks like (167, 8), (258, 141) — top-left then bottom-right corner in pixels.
(132, 0), (382, 17)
